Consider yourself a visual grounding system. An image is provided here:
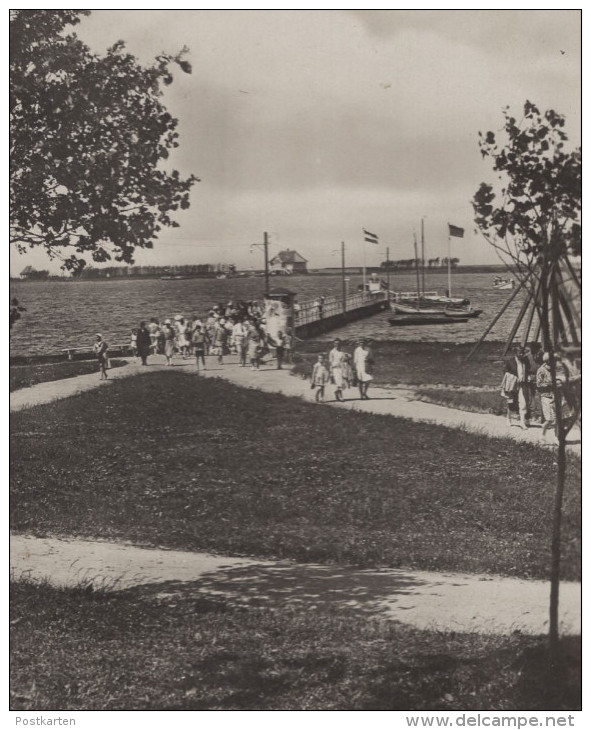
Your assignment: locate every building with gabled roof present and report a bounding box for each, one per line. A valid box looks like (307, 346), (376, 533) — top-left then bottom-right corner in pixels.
(269, 249), (308, 274)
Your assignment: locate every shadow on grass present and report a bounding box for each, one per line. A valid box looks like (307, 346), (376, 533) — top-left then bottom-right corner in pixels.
(10, 577), (581, 711)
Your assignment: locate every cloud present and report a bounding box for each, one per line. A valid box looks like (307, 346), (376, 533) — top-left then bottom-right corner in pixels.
(11, 10), (580, 274)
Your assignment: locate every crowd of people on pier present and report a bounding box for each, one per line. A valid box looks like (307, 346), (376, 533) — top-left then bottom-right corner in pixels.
(127, 300), (291, 371)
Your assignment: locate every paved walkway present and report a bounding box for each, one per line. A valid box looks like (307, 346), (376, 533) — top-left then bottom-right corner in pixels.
(10, 354), (581, 454)
(10, 534), (581, 636)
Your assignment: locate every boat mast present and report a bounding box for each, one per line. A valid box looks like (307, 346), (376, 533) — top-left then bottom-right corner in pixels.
(413, 232), (421, 311)
(421, 217), (426, 296)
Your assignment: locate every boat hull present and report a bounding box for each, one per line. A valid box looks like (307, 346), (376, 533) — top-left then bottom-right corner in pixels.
(443, 308), (482, 319)
(393, 303), (442, 315)
(389, 316), (468, 326)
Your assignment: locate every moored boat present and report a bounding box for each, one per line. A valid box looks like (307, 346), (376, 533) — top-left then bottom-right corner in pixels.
(493, 277), (515, 290)
(393, 302), (443, 316)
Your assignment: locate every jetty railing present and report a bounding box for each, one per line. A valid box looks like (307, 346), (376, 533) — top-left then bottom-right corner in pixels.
(295, 291), (388, 326)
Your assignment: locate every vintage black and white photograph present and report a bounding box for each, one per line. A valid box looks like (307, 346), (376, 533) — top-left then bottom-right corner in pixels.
(9, 8), (581, 716)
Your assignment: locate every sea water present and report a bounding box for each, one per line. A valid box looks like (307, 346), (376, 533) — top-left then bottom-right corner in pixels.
(9, 272), (528, 356)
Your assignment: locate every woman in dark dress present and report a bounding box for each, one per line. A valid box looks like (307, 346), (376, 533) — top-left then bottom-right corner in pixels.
(137, 321), (151, 366)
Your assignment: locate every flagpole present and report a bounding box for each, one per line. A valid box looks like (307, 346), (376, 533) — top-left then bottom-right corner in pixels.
(447, 233), (452, 299)
(362, 237), (367, 295)
(341, 241), (346, 314)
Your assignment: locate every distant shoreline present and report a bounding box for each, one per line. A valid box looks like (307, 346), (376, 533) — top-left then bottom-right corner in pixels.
(10, 264), (510, 283)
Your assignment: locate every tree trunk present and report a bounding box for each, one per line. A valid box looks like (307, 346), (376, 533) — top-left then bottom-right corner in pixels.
(548, 267), (566, 662)
(549, 408), (566, 660)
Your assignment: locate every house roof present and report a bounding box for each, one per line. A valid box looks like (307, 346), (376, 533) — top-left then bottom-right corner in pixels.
(269, 249), (308, 264)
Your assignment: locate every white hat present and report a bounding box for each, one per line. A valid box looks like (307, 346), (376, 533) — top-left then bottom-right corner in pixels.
(174, 314), (182, 321)
(164, 319), (171, 325)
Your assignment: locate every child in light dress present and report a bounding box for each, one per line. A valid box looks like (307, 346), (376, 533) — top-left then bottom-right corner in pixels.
(311, 354), (330, 402)
(130, 329), (138, 361)
(341, 353), (354, 390)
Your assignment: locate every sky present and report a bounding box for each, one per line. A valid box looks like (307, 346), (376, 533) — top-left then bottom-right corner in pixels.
(10, 9), (581, 275)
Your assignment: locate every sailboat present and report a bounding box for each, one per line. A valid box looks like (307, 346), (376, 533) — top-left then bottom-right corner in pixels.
(389, 223), (481, 325)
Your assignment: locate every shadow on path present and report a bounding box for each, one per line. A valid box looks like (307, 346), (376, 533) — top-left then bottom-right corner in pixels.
(124, 563), (427, 621)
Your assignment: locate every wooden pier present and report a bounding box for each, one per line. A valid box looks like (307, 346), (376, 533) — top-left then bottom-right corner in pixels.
(294, 291), (390, 338)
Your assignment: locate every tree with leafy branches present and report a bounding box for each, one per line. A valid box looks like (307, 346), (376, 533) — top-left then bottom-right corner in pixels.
(10, 9), (198, 273)
(473, 100), (581, 660)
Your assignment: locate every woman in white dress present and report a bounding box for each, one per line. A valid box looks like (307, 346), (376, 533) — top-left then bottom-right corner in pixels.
(353, 338), (374, 400)
(328, 338), (347, 401)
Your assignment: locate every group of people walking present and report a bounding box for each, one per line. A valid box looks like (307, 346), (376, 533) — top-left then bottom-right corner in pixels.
(500, 342), (579, 439)
(128, 300), (291, 371)
(310, 338), (375, 403)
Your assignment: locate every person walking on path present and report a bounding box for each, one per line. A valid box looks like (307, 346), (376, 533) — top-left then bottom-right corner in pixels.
(175, 316), (190, 359)
(273, 331), (287, 370)
(311, 354), (330, 402)
(246, 322), (262, 370)
(148, 318), (160, 355)
(504, 346), (532, 429)
(536, 352), (567, 439)
(328, 338), (347, 401)
(93, 334), (109, 380)
(212, 318), (228, 366)
(353, 339), (374, 400)
(136, 322), (151, 366)
(163, 320), (176, 366)
(191, 324), (209, 372)
(232, 319), (248, 366)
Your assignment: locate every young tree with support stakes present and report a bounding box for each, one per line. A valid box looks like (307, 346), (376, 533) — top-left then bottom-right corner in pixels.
(472, 101), (581, 661)
(10, 10), (198, 274)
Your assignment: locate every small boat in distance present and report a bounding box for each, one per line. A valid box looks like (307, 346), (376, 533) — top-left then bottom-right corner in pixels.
(493, 276), (515, 290)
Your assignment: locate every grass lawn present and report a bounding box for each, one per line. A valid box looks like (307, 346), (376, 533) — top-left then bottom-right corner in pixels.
(292, 340), (506, 387)
(10, 579), (581, 711)
(415, 388), (507, 416)
(9, 359), (127, 392)
(10, 372), (581, 580)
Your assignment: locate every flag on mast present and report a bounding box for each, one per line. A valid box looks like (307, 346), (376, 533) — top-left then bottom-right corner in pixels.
(363, 228), (379, 244)
(448, 224), (464, 238)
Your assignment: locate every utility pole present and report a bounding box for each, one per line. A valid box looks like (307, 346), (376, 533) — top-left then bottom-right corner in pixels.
(251, 232), (270, 296)
(386, 246), (390, 303)
(341, 241), (346, 313)
(263, 231), (269, 296)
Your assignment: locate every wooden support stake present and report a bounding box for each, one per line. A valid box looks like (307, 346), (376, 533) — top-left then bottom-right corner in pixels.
(465, 276), (527, 361)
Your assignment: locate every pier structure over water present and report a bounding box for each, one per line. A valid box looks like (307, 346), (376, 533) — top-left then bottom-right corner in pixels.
(294, 291), (390, 339)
